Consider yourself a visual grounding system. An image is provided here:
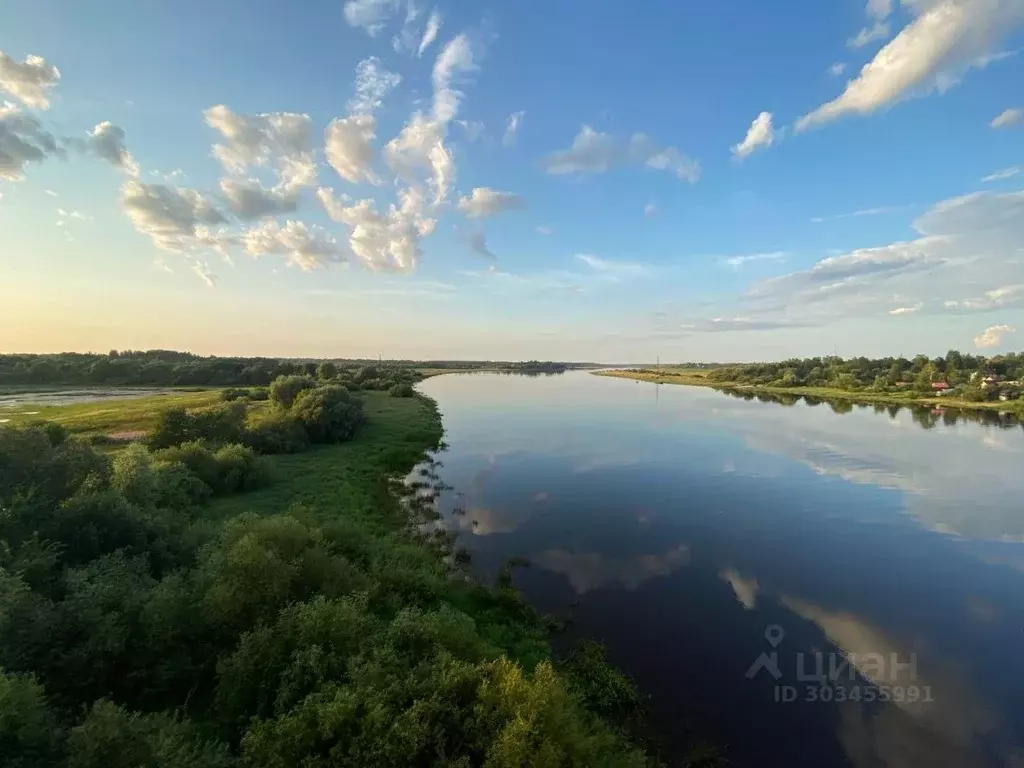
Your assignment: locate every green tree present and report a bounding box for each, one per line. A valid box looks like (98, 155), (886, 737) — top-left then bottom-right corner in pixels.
(268, 375), (317, 409)
(316, 361), (338, 380)
(0, 670), (66, 767)
(292, 385), (364, 443)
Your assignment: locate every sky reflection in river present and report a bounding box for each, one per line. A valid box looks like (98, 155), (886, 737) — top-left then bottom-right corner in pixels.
(420, 372), (1024, 767)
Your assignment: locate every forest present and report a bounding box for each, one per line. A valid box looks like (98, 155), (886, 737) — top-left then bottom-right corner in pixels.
(0, 352), (579, 388)
(705, 350), (1024, 400)
(0, 377), (654, 767)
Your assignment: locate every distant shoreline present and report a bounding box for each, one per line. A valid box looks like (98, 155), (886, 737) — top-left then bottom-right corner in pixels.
(592, 369), (1024, 415)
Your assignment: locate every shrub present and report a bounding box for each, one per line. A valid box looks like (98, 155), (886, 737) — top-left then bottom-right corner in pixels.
(388, 383), (415, 398)
(243, 414), (310, 455)
(148, 403), (246, 450)
(220, 388), (249, 402)
(292, 386), (364, 444)
(154, 442), (268, 495)
(268, 375), (316, 409)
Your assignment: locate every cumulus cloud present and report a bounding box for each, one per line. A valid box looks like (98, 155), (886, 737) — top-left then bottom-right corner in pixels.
(990, 107), (1022, 128)
(981, 166), (1019, 182)
(325, 114), (379, 184)
(503, 110), (524, 147)
(318, 185), (436, 272)
(417, 9), (441, 56)
(0, 102), (61, 180)
(120, 179), (227, 252)
(219, 177), (298, 220)
(731, 111), (775, 160)
(349, 57), (402, 115)
(344, 0), (400, 36)
(797, 0), (1024, 131)
(84, 121), (139, 175)
(240, 219), (347, 271)
(468, 232), (496, 261)
(456, 187), (526, 218)
(204, 105), (316, 192)
(0, 51), (60, 109)
(974, 324), (1015, 348)
(542, 125), (699, 182)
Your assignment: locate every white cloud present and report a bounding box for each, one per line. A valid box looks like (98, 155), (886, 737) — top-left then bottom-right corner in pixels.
(44, 189), (58, 197)
(798, 0), (1024, 131)
(576, 253), (648, 278)
(191, 261), (217, 288)
(848, 21), (891, 48)
(644, 201), (657, 217)
(945, 283), (1024, 311)
(719, 568), (759, 610)
(417, 9), (441, 57)
(503, 110), (525, 147)
(240, 219), (347, 271)
(349, 57), (402, 115)
(344, 0), (400, 36)
(318, 185), (436, 272)
(723, 251), (788, 268)
(85, 121), (139, 176)
(431, 33), (477, 123)
(536, 225), (553, 236)
(0, 102), (61, 180)
(457, 187), (526, 218)
(325, 114), (379, 184)
(990, 107), (1022, 128)
(731, 111), (775, 160)
(219, 177), (298, 220)
(120, 179), (227, 252)
(204, 105), (315, 193)
(468, 232), (496, 261)
(981, 166), (1019, 182)
(974, 324), (1015, 348)
(868, 0), (893, 20)
(829, 62), (848, 76)
(889, 303), (922, 314)
(0, 51), (60, 109)
(542, 125), (699, 182)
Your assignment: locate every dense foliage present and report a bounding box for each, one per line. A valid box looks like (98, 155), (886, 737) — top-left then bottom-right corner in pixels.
(0, 351), (585, 389)
(0, 389), (653, 766)
(701, 350), (1024, 401)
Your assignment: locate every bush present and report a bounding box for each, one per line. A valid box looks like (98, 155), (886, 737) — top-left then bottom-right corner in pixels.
(154, 442), (268, 495)
(292, 386), (364, 444)
(388, 383), (415, 398)
(220, 388), (249, 402)
(268, 375), (316, 409)
(148, 404), (246, 450)
(242, 414), (310, 455)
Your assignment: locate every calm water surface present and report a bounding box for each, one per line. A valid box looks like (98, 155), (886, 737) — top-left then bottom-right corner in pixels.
(419, 371), (1024, 768)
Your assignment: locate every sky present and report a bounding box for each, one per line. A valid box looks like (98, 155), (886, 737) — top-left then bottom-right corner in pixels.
(1, 0), (1023, 362)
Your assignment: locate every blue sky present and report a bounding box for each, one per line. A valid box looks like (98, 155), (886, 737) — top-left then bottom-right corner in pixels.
(1, 0), (1023, 361)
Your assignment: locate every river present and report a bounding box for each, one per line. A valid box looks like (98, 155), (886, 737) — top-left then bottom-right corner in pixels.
(418, 371), (1024, 768)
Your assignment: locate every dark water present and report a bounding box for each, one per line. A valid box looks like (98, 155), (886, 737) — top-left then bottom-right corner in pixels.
(418, 371), (1024, 768)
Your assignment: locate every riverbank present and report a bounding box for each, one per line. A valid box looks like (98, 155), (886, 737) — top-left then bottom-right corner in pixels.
(1, 384), (660, 766)
(594, 368), (1024, 415)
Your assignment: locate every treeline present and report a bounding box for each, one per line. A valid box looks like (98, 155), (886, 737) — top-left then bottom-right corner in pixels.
(0, 379), (653, 766)
(0, 352), (584, 388)
(706, 350), (1024, 397)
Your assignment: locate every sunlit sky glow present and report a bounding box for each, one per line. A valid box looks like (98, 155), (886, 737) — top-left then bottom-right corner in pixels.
(2, 0), (1023, 361)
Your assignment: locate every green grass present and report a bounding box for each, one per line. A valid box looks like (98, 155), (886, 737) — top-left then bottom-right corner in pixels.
(0, 390), (223, 435)
(594, 368), (1024, 414)
(206, 391), (443, 527)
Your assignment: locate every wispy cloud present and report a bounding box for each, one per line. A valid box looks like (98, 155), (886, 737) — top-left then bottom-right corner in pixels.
(542, 126), (699, 182)
(575, 253), (649, 278)
(810, 205), (902, 223)
(981, 166), (1020, 183)
(721, 251), (788, 269)
(503, 110), (525, 147)
(888, 304), (921, 315)
(991, 108), (1022, 129)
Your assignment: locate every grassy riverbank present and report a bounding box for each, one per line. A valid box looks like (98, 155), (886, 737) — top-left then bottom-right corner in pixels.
(595, 368), (1024, 414)
(1, 383), (662, 766)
